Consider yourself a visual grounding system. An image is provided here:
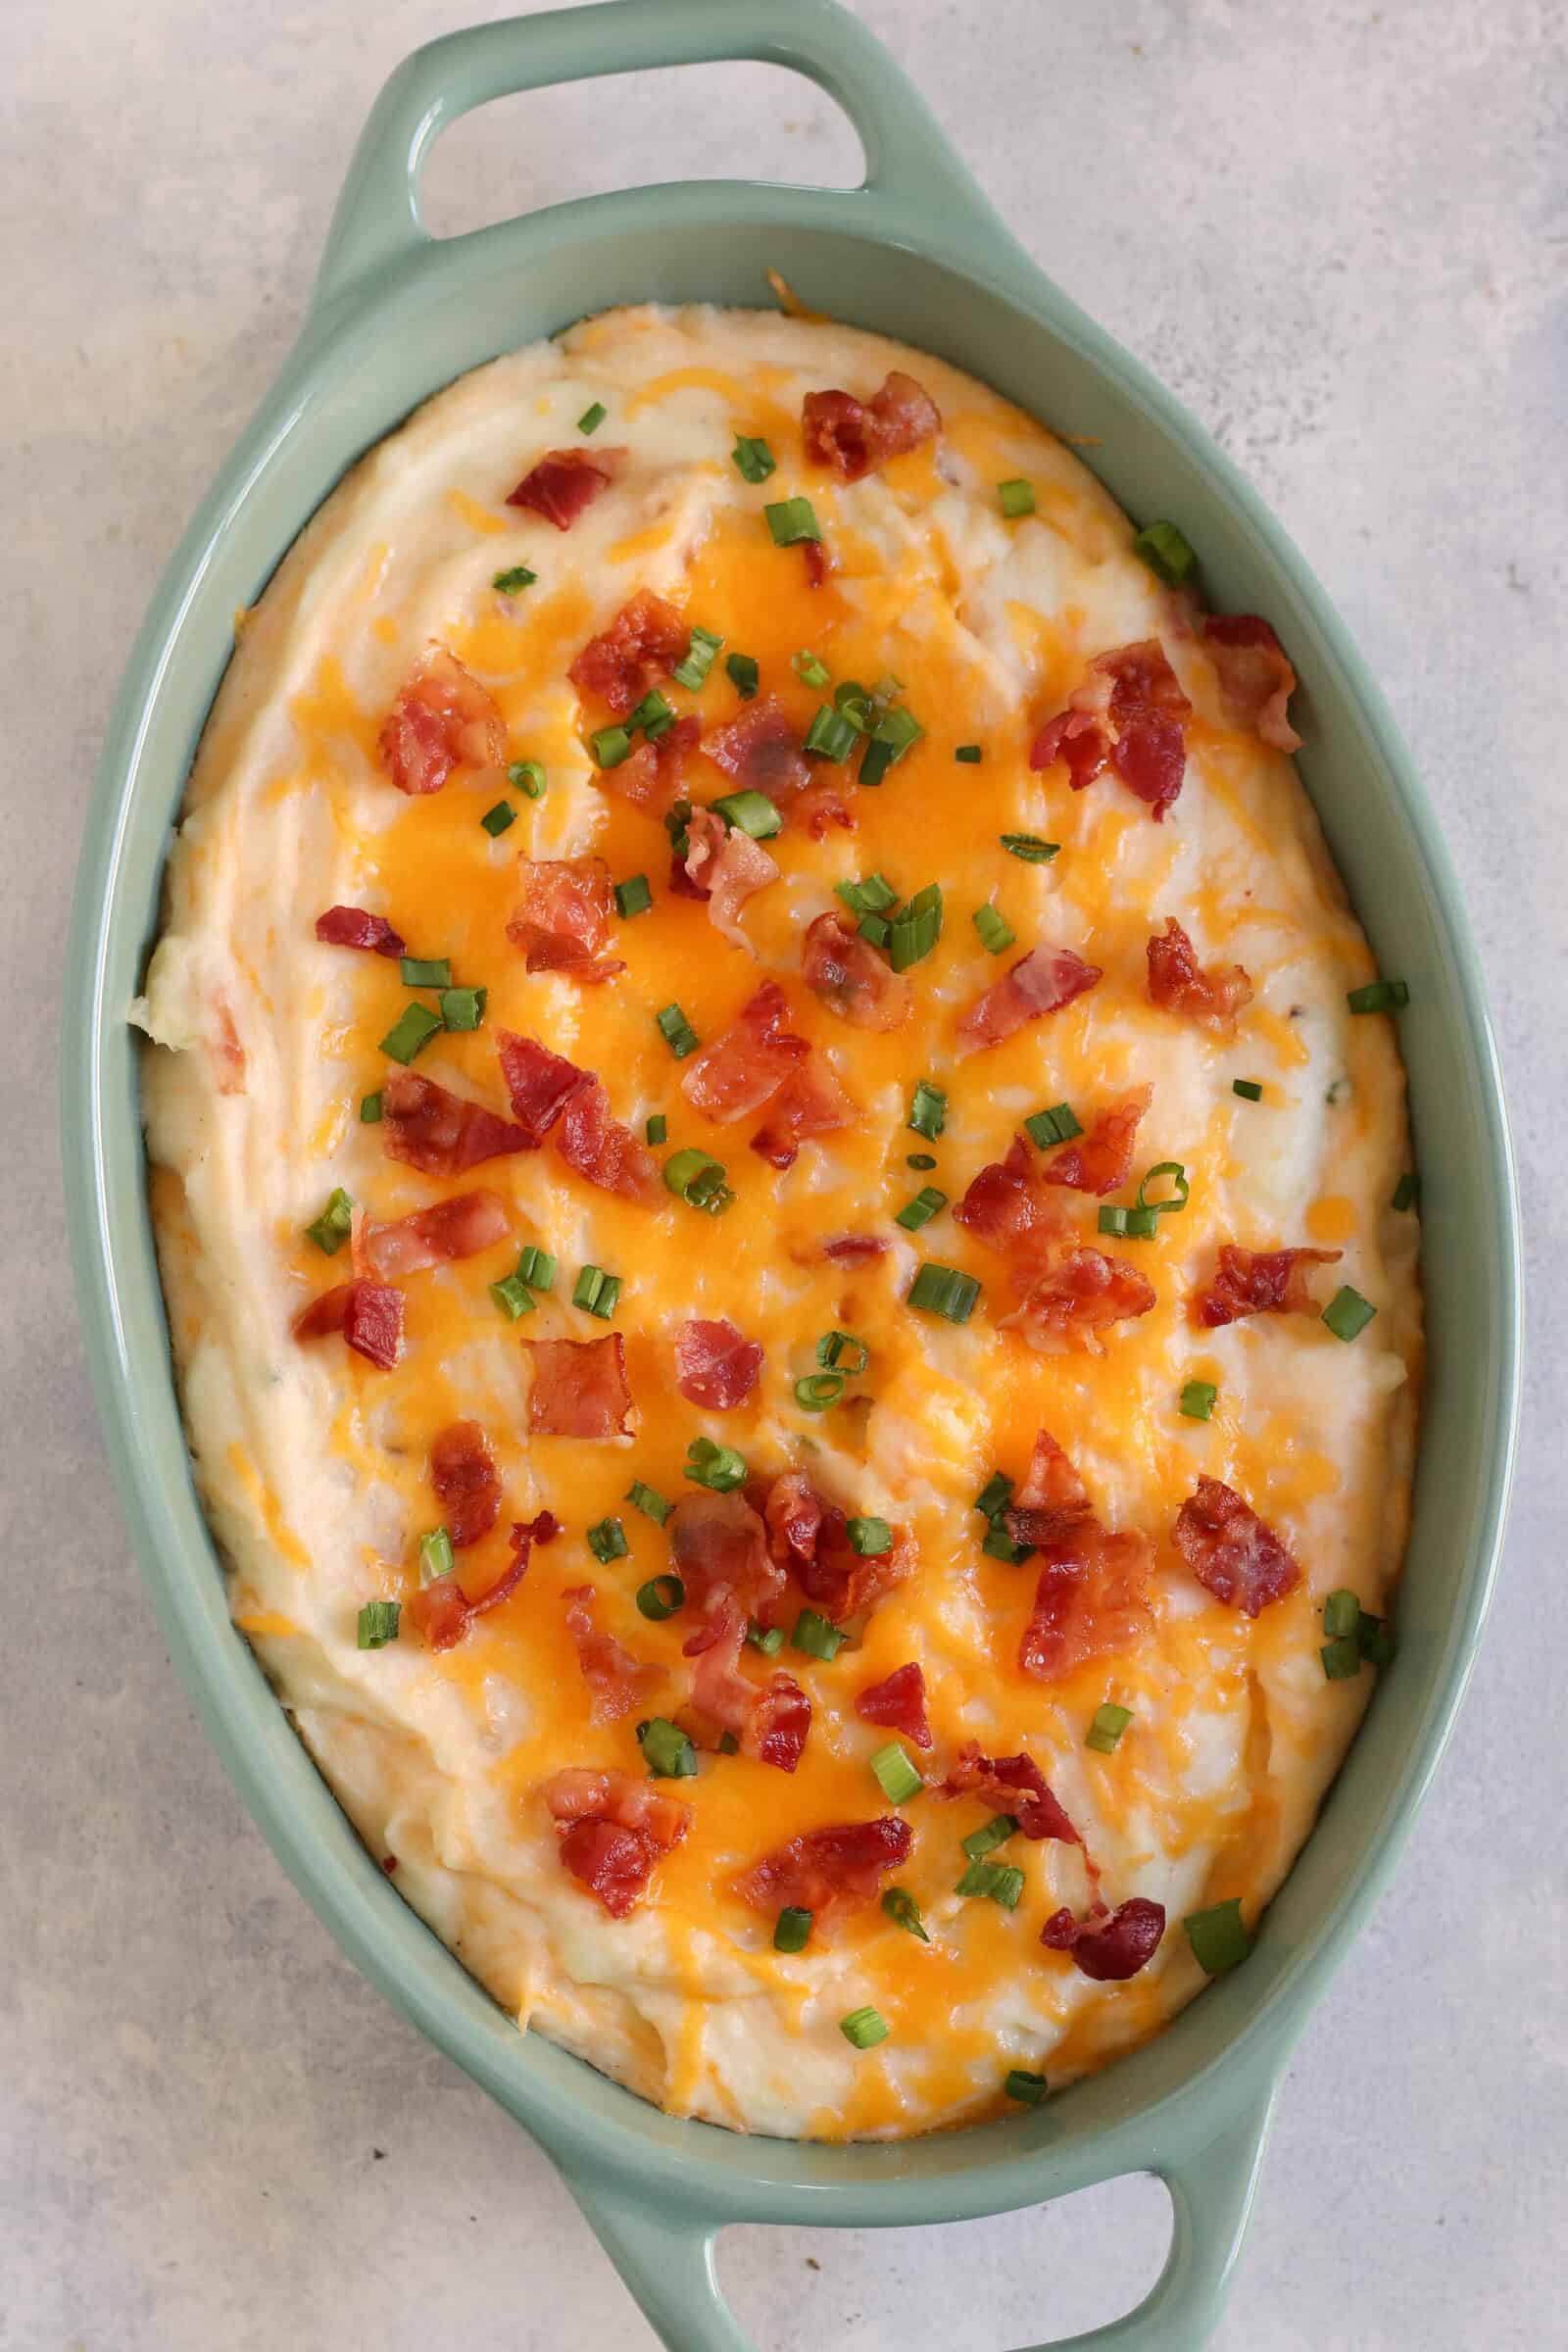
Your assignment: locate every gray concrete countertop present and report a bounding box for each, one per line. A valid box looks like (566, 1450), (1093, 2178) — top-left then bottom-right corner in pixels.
(4, 2), (1562, 2345)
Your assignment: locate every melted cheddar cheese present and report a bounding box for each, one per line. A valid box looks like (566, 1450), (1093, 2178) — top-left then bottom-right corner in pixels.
(137, 305), (1420, 2139)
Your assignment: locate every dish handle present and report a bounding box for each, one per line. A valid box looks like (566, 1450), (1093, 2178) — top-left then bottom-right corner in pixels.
(312, 0), (1025, 317)
(557, 2082), (1279, 2352)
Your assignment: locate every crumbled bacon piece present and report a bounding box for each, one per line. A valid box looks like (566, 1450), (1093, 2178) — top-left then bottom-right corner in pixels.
(315, 905), (404, 957)
(377, 646), (506, 795)
(675, 1317), (764, 1410)
(1042, 1897), (1166, 1982)
(292, 1280), (404, 1369)
(1029, 640), (1192, 819)
(794, 775), (855, 837)
(555, 1077), (660, 1202)
(567, 588), (688, 715)
(404, 1511), (552, 1650)
(1173, 1477), (1300, 1617)
(612, 710), (701, 815)
(1005, 1428), (1094, 1549)
(956, 946), (1102, 1056)
(563, 1585), (663, 1721)
(358, 1190), (510, 1281)
(751, 1674), (812, 1772)
(667, 1491), (785, 1622)
(953, 1135), (1071, 1268)
(429, 1419), (501, 1549)
(802, 911), (913, 1031)
(1146, 917), (1253, 1031)
(1039, 1088), (1152, 1197)
(544, 1765), (691, 1919)
(680, 808), (780, 950)
(855, 1662), (932, 1750)
(762, 1473), (913, 1624)
(1003, 1248), (1157, 1351)
(802, 370), (941, 481)
(496, 1030), (589, 1145)
(523, 1334), (634, 1438)
(506, 446), (624, 531)
(380, 1070), (537, 1177)
(802, 537), (830, 590)
(702, 696), (811, 808)
(750, 1056), (857, 1169)
(1018, 1520), (1155, 1682)
(1193, 1245), (1341, 1329)
(681, 1588), (811, 1771)
(819, 1234), (891, 1263)
(507, 857), (624, 982)
(680, 980), (808, 1123)
(1203, 613), (1301, 752)
(736, 1817), (913, 1924)
(941, 1741), (1080, 1843)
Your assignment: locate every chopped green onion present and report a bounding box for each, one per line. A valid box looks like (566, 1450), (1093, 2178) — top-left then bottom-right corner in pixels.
(645, 1113), (667, 1147)
(792, 650), (832, 688)
(858, 704), (924, 787)
(1322, 1285), (1376, 1342)
(379, 1003), (443, 1064)
(640, 1717), (697, 1780)
(587, 1517), (628, 1564)
(908, 1080), (947, 1140)
(625, 1480), (671, 1527)
(1232, 1078), (1264, 1102)
(833, 680), (873, 731)
(671, 623), (723, 692)
(725, 652), (760, 699)
(962, 1814), (1018, 1860)
(981, 1516), (1033, 1565)
(577, 399), (607, 435)
(1005, 2069), (1049, 2106)
(686, 1437), (748, 1494)
(509, 759), (546, 800)
(763, 495), (820, 546)
(590, 724), (632, 769)
(492, 564), (537, 593)
(857, 913), (891, 949)
(357, 1599), (401, 1649)
(656, 1003), (701, 1059)
(1347, 978), (1409, 1014)
(489, 1272), (535, 1320)
(516, 1245), (555, 1292)
(663, 1147), (730, 1207)
(974, 1472), (1012, 1519)
(869, 1741), (923, 1803)
(1180, 1379), (1218, 1421)
(717, 1732), (740, 1756)
(748, 1621), (785, 1656)
(636, 1574), (685, 1621)
(439, 985), (485, 1032)
(773, 1904), (812, 1951)
(972, 904), (1015, 956)
(896, 1185), (948, 1232)
(571, 1264), (621, 1319)
(1086, 1702), (1133, 1755)
(907, 1262), (981, 1323)
(1099, 1205), (1129, 1238)
(480, 800), (516, 836)
(888, 883), (943, 971)
(1321, 1633), (1362, 1679)
(998, 477), (1036, 517)
(804, 705), (858, 761)
(794, 1371), (845, 1412)
(1358, 1611), (1396, 1666)
(418, 1528), (454, 1586)
(627, 688), (674, 739)
(840, 2006), (889, 2050)
(955, 1858), (1025, 1908)
(359, 1091), (383, 1125)
(305, 1186), (354, 1256)
(836, 872), (899, 917)
(1024, 1102), (1083, 1150)
(732, 435), (776, 483)
(847, 1517), (893, 1557)
(881, 1887), (929, 1941)
(712, 788), (783, 839)
(1184, 1898), (1250, 1975)
(1392, 1171), (1419, 1212)
(399, 955), (451, 990)
(1000, 832), (1059, 863)
(906, 1152), (937, 1171)
(955, 744), (983, 764)
(1137, 1161), (1190, 1217)
(816, 1330), (868, 1374)
(792, 1608), (845, 1661)
(614, 873), (653, 919)
(1132, 519), (1198, 586)
(1323, 1590), (1360, 1639)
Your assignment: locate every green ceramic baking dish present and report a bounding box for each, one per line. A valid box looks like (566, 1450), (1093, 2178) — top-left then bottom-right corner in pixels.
(62, 3), (1521, 2344)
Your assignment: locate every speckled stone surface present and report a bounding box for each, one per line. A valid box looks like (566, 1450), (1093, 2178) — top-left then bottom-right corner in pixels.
(4, 1), (1563, 2345)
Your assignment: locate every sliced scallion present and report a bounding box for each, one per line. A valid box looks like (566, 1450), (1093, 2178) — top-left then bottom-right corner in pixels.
(792, 650), (831, 688)
(998, 477), (1036, 517)
(712, 788), (783, 839)
(480, 800), (516, 837)
(1347, 978), (1409, 1014)
(804, 705), (858, 761)
(1179, 1379), (1218, 1421)
(907, 1262), (980, 1323)
(492, 564), (537, 593)
(305, 1187), (354, 1256)
(1024, 1102), (1083, 1151)
(840, 2006), (889, 2049)
(908, 1079), (947, 1140)
(625, 1480), (671, 1527)
(747, 1621), (785, 1656)
(725, 652), (760, 700)
(955, 744), (983, 764)
(587, 1516), (628, 1564)
(509, 759), (546, 799)
(961, 1814), (1018, 1861)
(359, 1091), (383, 1125)
(1184, 1897), (1250, 1975)
(517, 1245), (555, 1292)
(895, 1185), (948, 1233)
(791, 1608), (845, 1660)
(640, 1717), (698, 1779)
(1392, 1171), (1419, 1212)
(881, 1886), (929, 1941)
(636, 1574), (685, 1621)
(357, 1599), (401, 1649)
(577, 400), (607, 435)
(685, 1437), (748, 1494)
(489, 1272), (535, 1320)
(1000, 833), (1059, 863)
(418, 1527), (454, 1586)
(379, 1003), (442, 1065)
(816, 1330), (868, 1374)
(773, 1904), (812, 1951)
(656, 1003), (701, 1058)
(1322, 1285), (1376, 1342)
(572, 1263), (621, 1319)
(439, 985), (485, 1032)
(645, 1113), (667, 1147)
(1132, 518), (1198, 585)
(955, 1858), (1025, 1908)
(1005, 2069), (1049, 2106)
(732, 435), (776, 484)
(1086, 1703), (1133, 1755)
(888, 883), (943, 971)
(672, 624), (723, 692)
(972, 904), (1015, 956)
(869, 1741), (923, 1803)
(399, 955), (451, 990)
(763, 495), (820, 546)
(847, 1517), (892, 1557)
(794, 1371), (845, 1412)
(1232, 1078), (1263, 1102)
(590, 724), (632, 769)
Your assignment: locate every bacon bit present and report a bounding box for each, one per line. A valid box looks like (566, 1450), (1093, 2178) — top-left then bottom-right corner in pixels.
(762, 1474), (914, 1624)
(702, 696), (811, 808)
(1005, 1428), (1094, 1549)
(680, 980), (808, 1123)
(1018, 1520), (1155, 1683)
(1173, 1476), (1301, 1617)
(750, 1055), (857, 1170)
(292, 1280), (404, 1369)
(429, 1419), (501, 1549)
(496, 1030), (590, 1145)
(544, 1765), (691, 1920)
(1003, 1248), (1158, 1351)
(1042, 1896), (1166, 1981)
(523, 1334), (634, 1438)
(680, 1589), (812, 1771)
(507, 858), (624, 982)
(404, 1512), (553, 1651)
(563, 1584), (663, 1721)
(315, 905), (405, 957)
(358, 1189), (511, 1281)
(855, 1662), (932, 1750)
(556, 1077), (661, 1201)
(1203, 613), (1301, 752)
(954, 1135), (1073, 1268)
(941, 1741), (1081, 1842)
(1192, 1244), (1342, 1329)
(956, 945), (1102, 1056)
(820, 1233), (891, 1263)
(380, 1070), (536, 1177)
(802, 911), (913, 1031)
(802, 370), (941, 481)
(612, 711), (701, 816)
(680, 809), (780, 951)
(1029, 639), (1192, 820)
(667, 1490), (785, 1622)
(736, 1817), (913, 1925)
(506, 446), (624, 531)
(1039, 1089), (1152, 1197)
(802, 538), (829, 590)
(1146, 917), (1253, 1032)
(377, 645), (506, 796)
(211, 997), (246, 1096)
(567, 587), (688, 715)
(675, 1317), (764, 1410)
(794, 775), (856, 837)
(752, 1674), (812, 1772)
